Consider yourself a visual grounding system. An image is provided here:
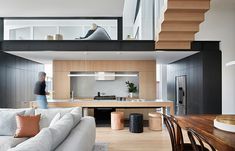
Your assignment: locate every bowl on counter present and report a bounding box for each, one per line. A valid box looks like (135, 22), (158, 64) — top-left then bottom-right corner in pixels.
(214, 115), (235, 133)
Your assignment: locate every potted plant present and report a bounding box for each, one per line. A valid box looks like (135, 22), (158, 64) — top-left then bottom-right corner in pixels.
(125, 81), (137, 98)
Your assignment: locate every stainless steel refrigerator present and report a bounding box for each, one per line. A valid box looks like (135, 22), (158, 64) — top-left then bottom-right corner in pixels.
(176, 75), (187, 115)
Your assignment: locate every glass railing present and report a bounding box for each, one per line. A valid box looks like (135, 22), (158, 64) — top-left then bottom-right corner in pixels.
(4, 19), (119, 40)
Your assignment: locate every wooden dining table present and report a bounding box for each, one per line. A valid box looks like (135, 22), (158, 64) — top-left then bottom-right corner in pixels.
(176, 115), (235, 151)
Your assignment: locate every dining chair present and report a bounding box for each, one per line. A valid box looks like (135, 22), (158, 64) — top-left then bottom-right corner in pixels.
(162, 114), (192, 151)
(187, 128), (216, 151)
(162, 114), (208, 151)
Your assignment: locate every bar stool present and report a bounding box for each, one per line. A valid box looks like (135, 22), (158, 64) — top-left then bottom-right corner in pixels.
(111, 112), (124, 130)
(148, 112), (162, 131)
(129, 113), (143, 133)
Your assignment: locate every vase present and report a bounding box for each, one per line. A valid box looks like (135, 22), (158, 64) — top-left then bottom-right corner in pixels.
(129, 93), (133, 98)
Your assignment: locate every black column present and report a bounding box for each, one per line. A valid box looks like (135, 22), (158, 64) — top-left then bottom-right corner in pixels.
(117, 17), (123, 40)
(0, 18), (3, 41)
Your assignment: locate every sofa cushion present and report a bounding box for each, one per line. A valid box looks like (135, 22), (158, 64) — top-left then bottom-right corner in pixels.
(0, 111), (25, 136)
(70, 107), (82, 128)
(55, 117), (96, 151)
(0, 136), (28, 151)
(49, 113), (61, 127)
(9, 128), (52, 151)
(14, 114), (41, 138)
(35, 108), (74, 129)
(0, 108), (35, 115)
(49, 113), (74, 150)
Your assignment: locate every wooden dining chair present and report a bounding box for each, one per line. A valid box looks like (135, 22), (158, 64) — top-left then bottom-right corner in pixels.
(162, 114), (193, 151)
(187, 128), (216, 151)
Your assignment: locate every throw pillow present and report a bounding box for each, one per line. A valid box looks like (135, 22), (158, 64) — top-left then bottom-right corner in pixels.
(14, 114), (41, 138)
(0, 111), (25, 136)
(35, 108), (74, 129)
(70, 107), (82, 128)
(49, 113), (74, 150)
(49, 113), (61, 127)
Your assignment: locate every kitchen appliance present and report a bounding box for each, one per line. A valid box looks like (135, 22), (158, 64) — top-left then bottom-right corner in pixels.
(94, 93), (116, 126)
(94, 95), (116, 100)
(176, 75), (187, 115)
(94, 92), (116, 100)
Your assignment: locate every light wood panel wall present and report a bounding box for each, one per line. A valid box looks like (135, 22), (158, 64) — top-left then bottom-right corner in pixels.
(53, 60), (156, 100)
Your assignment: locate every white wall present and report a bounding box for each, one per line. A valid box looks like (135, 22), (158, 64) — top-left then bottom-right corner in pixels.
(0, 0), (124, 17)
(123, 0), (154, 40)
(157, 64), (167, 100)
(195, 0), (235, 114)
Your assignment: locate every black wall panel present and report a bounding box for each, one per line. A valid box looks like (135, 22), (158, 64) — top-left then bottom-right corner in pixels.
(167, 42), (222, 114)
(0, 18), (3, 41)
(0, 52), (44, 108)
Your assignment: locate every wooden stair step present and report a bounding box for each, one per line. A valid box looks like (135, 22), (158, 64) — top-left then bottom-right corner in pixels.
(164, 11), (205, 22)
(161, 21), (200, 32)
(155, 41), (191, 49)
(158, 31), (195, 41)
(168, 0), (210, 10)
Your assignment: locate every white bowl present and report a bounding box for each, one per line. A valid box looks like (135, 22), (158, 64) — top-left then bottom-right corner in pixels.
(214, 119), (235, 133)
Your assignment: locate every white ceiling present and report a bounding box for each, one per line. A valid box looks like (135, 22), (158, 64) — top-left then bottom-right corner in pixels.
(0, 0), (124, 17)
(6, 51), (157, 64)
(6, 51), (198, 65)
(156, 51), (199, 64)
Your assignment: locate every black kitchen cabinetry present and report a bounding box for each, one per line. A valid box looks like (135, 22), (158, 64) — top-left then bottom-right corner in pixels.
(167, 42), (222, 114)
(0, 52), (44, 108)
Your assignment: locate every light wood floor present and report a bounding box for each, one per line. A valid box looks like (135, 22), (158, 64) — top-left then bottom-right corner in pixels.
(96, 127), (190, 151)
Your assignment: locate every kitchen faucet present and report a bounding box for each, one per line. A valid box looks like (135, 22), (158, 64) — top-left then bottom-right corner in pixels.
(71, 90), (74, 101)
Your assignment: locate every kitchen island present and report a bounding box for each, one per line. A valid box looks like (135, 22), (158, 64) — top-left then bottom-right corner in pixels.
(29, 99), (175, 115)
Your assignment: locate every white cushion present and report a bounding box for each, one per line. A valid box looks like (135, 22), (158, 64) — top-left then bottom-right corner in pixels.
(55, 117), (96, 151)
(49, 113), (61, 127)
(70, 108), (82, 128)
(0, 108), (35, 115)
(35, 108), (74, 129)
(8, 128), (52, 151)
(0, 136), (28, 151)
(49, 113), (74, 150)
(0, 111), (25, 136)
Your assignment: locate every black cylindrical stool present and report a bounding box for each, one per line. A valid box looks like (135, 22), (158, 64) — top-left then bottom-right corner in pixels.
(129, 113), (143, 133)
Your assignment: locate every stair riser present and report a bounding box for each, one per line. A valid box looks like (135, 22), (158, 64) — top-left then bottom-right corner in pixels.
(168, 1), (210, 10)
(162, 22), (199, 32)
(164, 11), (205, 22)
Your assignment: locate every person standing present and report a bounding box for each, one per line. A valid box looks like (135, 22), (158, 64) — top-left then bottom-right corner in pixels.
(34, 72), (50, 109)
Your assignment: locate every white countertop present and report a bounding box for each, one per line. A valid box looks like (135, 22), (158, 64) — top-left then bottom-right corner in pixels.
(46, 99), (173, 103)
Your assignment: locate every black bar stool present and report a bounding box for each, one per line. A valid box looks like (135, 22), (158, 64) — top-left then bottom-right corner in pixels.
(129, 113), (143, 133)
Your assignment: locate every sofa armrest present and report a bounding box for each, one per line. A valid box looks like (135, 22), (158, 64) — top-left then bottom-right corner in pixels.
(55, 116), (96, 151)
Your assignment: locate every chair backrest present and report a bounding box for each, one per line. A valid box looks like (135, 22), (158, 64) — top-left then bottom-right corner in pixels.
(162, 114), (184, 151)
(187, 128), (216, 151)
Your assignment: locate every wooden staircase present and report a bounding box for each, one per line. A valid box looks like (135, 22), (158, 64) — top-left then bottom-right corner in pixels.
(155, 0), (210, 49)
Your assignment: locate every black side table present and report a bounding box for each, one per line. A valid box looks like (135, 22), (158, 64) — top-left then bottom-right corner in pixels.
(129, 113), (143, 133)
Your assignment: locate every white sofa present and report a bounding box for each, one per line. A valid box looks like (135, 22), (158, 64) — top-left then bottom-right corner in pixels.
(0, 108), (96, 151)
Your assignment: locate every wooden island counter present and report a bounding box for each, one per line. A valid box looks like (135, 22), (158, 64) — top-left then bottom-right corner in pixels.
(30, 99), (175, 116)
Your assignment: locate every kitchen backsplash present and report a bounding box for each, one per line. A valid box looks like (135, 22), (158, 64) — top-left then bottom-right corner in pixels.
(70, 76), (139, 98)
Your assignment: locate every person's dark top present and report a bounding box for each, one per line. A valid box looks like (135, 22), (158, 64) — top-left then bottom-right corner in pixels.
(34, 81), (46, 95)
